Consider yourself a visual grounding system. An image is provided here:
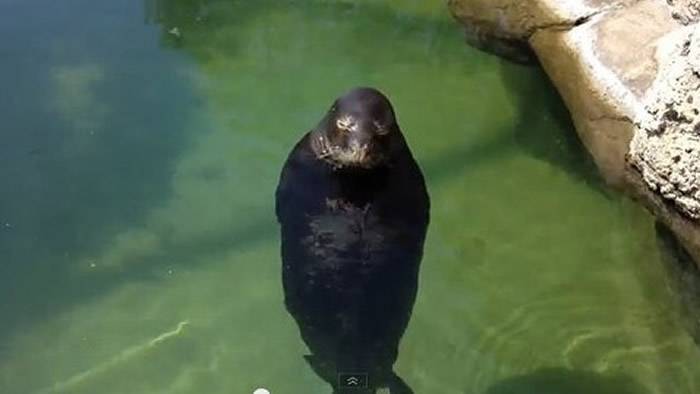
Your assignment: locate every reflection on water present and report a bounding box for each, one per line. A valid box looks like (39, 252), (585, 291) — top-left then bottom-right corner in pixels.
(276, 88), (429, 393)
(0, 0), (699, 393)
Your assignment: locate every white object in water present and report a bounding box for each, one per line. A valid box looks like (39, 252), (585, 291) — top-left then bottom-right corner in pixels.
(253, 389), (270, 394)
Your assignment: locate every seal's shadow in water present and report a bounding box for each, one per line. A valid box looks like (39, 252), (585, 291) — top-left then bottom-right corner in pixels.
(484, 368), (651, 394)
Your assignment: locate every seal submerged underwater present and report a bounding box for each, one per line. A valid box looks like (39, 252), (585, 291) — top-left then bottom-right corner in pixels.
(275, 87), (430, 393)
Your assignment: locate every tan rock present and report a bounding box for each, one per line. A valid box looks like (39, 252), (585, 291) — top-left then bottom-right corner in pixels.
(447, 0), (617, 63)
(530, 25), (637, 185)
(449, 0), (700, 264)
(531, 0), (679, 186)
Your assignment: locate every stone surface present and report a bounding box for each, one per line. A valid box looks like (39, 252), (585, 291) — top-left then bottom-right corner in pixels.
(630, 25), (700, 219)
(449, 0), (700, 264)
(668, 0), (700, 25)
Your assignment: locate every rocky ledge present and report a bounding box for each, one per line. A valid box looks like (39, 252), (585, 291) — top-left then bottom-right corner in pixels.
(449, 0), (700, 264)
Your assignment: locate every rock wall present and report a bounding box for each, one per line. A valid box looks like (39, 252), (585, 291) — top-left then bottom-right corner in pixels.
(630, 26), (700, 219)
(449, 0), (700, 264)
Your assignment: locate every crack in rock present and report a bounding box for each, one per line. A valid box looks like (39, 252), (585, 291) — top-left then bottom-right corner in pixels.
(527, 7), (609, 37)
(591, 114), (634, 123)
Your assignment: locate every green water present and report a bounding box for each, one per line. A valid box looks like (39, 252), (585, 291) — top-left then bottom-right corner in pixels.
(1, 0), (699, 393)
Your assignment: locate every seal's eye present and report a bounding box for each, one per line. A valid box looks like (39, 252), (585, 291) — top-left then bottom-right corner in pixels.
(374, 120), (390, 135)
(336, 115), (356, 132)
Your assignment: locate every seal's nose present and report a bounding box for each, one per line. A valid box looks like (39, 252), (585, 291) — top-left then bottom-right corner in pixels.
(348, 139), (370, 164)
(331, 113), (383, 167)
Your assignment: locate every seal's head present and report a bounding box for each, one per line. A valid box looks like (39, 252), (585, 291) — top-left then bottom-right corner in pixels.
(312, 87), (399, 169)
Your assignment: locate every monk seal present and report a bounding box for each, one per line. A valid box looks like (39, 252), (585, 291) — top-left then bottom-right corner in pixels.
(275, 87), (430, 393)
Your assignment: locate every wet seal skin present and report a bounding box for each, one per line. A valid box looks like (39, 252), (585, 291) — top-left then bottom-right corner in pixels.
(275, 87), (430, 394)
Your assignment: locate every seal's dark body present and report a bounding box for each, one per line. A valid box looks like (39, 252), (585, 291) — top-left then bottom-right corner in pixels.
(276, 129), (429, 393)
